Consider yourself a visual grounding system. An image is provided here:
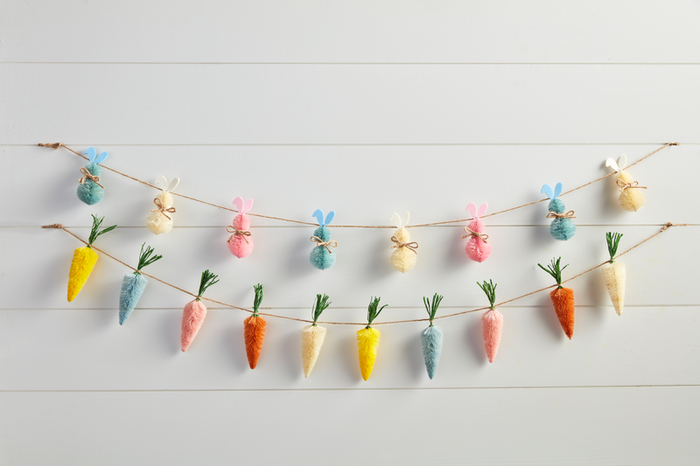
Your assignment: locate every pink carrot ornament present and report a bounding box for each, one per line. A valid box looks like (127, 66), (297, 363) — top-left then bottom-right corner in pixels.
(463, 203), (491, 263)
(180, 269), (220, 352)
(227, 197), (254, 258)
(477, 279), (503, 363)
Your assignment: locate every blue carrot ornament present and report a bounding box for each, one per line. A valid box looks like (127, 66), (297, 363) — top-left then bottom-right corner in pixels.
(119, 243), (163, 325)
(421, 293), (444, 379)
(77, 147), (109, 205)
(542, 182), (576, 240)
(310, 209), (337, 270)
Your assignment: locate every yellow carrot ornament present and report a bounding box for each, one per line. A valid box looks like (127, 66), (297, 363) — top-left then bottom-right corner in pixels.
(301, 294), (331, 378)
(67, 215), (117, 302)
(146, 176), (179, 235)
(602, 232), (626, 315)
(357, 297), (388, 381)
(389, 211), (418, 273)
(605, 155), (646, 212)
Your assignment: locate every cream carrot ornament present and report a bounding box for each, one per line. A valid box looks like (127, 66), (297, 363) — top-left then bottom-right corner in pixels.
(67, 214), (117, 302)
(421, 293), (444, 379)
(146, 176), (179, 235)
(180, 270), (219, 352)
(463, 203), (491, 262)
(357, 297), (388, 381)
(228, 197), (254, 258)
(538, 257), (575, 339)
(605, 155), (647, 212)
(389, 211), (418, 273)
(602, 232), (626, 315)
(244, 284), (267, 369)
(477, 279), (503, 363)
(77, 147), (109, 205)
(302, 294), (331, 378)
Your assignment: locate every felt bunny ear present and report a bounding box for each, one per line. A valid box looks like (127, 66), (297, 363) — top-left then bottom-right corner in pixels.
(85, 147), (96, 163)
(167, 177), (180, 192)
(233, 197), (244, 212)
(95, 151), (109, 164)
(155, 175), (168, 191)
(242, 198), (254, 214)
(618, 155), (627, 171)
(324, 211), (335, 225)
(554, 183), (563, 198)
(313, 209), (325, 226)
(466, 202), (477, 217)
(605, 158), (620, 173)
(541, 184), (554, 199)
(478, 203), (488, 218)
(390, 212), (402, 228)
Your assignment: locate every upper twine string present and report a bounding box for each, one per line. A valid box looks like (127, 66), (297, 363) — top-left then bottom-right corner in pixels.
(39, 142), (678, 229)
(42, 222), (687, 326)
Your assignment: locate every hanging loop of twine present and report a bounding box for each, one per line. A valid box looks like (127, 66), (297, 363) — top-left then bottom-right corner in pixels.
(461, 226), (489, 243)
(226, 225), (252, 244)
(391, 235), (419, 253)
(616, 179), (648, 193)
(78, 167), (103, 189)
(546, 210), (576, 219)
(310, 236), (337, 253)
(152, 198), (177, 220)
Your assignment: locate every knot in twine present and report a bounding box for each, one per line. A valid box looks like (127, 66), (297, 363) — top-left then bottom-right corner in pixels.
(546, 210), (576, 219)
(461, 226), (489, 243)
(78, 167), (104, 189)
(226, 225), (252, 244)
(391, 236), (419, 253)
(616, 179), (648, 193)
(310, 236), (337, 253)
(152, 198), (177, 220)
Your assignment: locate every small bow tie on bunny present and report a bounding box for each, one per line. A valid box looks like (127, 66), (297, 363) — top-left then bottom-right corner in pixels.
(77, 147), (109, 205)
(146, 176), (180, 235)
(389, 211), (418, 273)
(542, 182), (576, 241)
(463, 203), (491, 263)
(310, 209), (337, 270)
(228, 197), (255, 258)
(605, 155), (647, 212)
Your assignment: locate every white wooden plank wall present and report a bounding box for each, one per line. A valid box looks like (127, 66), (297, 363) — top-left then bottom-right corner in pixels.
(1, 1), (699, 465)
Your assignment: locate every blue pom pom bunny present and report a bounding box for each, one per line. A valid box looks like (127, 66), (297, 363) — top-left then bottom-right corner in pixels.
(310, 209), (337, 270)
(542, 182), (576, 241)
(77, 147), (109, 205)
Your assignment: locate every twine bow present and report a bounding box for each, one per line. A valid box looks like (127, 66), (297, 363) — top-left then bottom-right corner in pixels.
(310, 236), (338, 253)
(546, 210), (576, 219)
(461, 227), (489, 243)
(78, 167), (104, 189)
(151, 198), (177, 220)
(616, 179), (647, 193)
(391, 236), (419, 253)
(227, 225), (252, 244)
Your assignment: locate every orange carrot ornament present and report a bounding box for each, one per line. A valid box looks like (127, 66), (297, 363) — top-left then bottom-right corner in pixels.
(244, 284), (267, 369)
(180, 270), (219, 352)
(538, 257), (575, 339)
(357, 297), (388, 381)
(67, 214), (116, 302)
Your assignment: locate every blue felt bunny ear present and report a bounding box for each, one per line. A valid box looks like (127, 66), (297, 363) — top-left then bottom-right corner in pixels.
(541, 184), (554, 200)
(324, 211), (335, 225)
(95, 151), (109, 164)
(312, 209), (325, 226)
(84, 147), (96, 163)
(554, 182), (563, 198)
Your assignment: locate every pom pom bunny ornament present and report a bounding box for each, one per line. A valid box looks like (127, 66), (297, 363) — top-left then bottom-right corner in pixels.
(605, 155), (647, 212)
(463, 203), (491, 262)
(77, 147), (109, 205)
(146, 176), (180, 235)
(542, 183), (576, 241)
(310, 209), (337, 270)
(389, 211), (418, 273)
(227, 197), (254, 258)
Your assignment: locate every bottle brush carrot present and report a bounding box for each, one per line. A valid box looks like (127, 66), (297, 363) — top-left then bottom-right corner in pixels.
(302, 293), (331, 377)
(477, 279), (503, 363)
(420, 293), (444, 379)
(67, 214), (117, 302)
(119, 243), (162, 325)
(180, 269), (219, 352)
(538, 257), (575, 339)
(357, 297), (388, 381)
(244, 284), (267, 369)
(602, 232), (626, 315)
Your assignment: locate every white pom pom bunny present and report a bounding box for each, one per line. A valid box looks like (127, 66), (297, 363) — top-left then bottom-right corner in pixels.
(146, 176), (180, 235)
(389, 211), (418, 273)
(605, 155), (647, 212)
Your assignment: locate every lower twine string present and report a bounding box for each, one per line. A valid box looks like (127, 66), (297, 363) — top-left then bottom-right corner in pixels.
(39, 142), (678, 229)
(42, 222), (687, 326)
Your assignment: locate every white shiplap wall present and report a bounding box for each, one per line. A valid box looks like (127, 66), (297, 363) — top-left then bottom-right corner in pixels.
(1, 1), (699, 465)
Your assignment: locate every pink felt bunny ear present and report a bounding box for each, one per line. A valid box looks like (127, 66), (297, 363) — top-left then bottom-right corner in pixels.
(466, 202), (477, 218)
(477, 203), (488, 218)
(233, 197), (244, 212)
(242, 198), (254, 214)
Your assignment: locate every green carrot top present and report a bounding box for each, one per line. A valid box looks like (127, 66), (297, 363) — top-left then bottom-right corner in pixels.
(252, 284), (264, 316)
(196, 269), (219, 300)
(606, 232), (623, 263)
(422, 293), (444, 326)
(135, 243), (162, 274)
(311, 294), (331, 325)
(87, 214), (117, 247)
(366, 297), (388, 328)
(477, 279), (497, 309)
(538, 257), (568, 288)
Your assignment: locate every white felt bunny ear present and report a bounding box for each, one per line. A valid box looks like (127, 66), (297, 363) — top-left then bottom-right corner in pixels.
(167, 177), (180, 192)
(390, 212), (402, 228)
(618, 155), (627, 171)
(477, 203), (488, 218)
(155, 175), (168, 191)
(605, 157), (625, 173)
(401, 211), (410, 228)
(466, 202), (477, 217)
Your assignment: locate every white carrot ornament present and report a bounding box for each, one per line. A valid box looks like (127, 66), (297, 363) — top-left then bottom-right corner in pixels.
(421, 293), (444, 379)
(118, 243), (163, 325)
(77, 147), (109, 205)
(477, 279), (503, 363)
(605, 155), (647, 212)
(67, 215), (117, 302)
(602, 232), (626, 315)
(180, 270), (220, 352)
(463, 203), (491, 262)
(357, 297), (388, 381)
(302, 294), (331, 378)
(389, 211), (418, 273)
(228, 197), (254, 258)
(146, 176), (179, 235)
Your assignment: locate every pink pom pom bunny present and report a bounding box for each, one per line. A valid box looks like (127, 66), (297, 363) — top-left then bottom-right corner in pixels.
(463, 203), (491, 263)
(227, 197), (254, 258)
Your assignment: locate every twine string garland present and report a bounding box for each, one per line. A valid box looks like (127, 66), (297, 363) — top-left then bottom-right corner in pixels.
(391, 235), (419, 253)
(78, 167), (103, 189)
(616, 179), (648, 192)
(151, 198), (176, 220)
(226, 225), (252, 244)
(461, 226), (489, 243)
(310, 236), (338, 253)
(546, 210), (576, 219)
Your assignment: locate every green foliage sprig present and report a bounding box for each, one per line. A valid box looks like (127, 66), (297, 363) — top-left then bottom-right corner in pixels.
(422, 293), (444, 326)
(606, 232), (623, 263)
(538, 257), (568, 288)
(87, 214), (117, 247)
(196, 270), (219, 299)
(252, 284), (264, 316)
(366, 297), (388, 328)
(311, 294), (331, 325)
(477, 280), (497, 309)
(135, 243), (162, 273)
